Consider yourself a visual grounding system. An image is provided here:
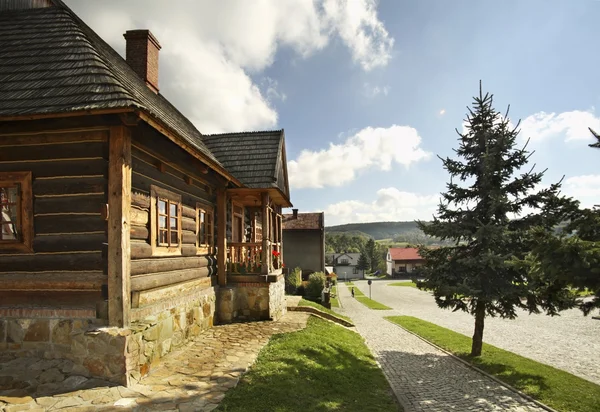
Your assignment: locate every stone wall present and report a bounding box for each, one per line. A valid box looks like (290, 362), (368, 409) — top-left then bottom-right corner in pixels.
(126, 287), (216, 383)
(268, 276), (286, 321)
(0, 286), (216, 387)
(0, 315), (103, 356)
(217, 275), (286, 323)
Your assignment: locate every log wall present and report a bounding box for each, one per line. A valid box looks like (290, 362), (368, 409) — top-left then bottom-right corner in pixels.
(129, 131), (217, 304)
(0, 129), (109, 306)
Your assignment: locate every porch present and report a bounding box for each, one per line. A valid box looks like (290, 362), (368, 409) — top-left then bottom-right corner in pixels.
(216, 188), (289, 323)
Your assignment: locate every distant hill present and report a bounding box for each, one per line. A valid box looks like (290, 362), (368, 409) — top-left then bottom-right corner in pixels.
(326, 221), (422, 240)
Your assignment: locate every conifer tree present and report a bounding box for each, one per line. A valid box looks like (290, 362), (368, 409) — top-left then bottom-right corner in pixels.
(364, 238), (380, 273)
(417, 83), (574, 356)
(525, 127), (600, 315)
(356, 251), (370, 273)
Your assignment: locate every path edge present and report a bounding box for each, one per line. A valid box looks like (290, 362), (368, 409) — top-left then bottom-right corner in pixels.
(383, 317), (560, 412)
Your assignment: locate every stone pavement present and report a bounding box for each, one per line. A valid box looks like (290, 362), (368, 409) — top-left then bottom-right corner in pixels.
(335, 283), (544, 412)
(0, 311), (309, 412)
(354, 279), (600, 385)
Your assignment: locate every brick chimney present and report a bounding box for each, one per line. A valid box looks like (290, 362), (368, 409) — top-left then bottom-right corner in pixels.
(123, 29), (161, 93)
(292, 209), (298, 219)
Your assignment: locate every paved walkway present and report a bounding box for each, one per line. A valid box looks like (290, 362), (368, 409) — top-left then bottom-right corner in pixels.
(354, 279), (600, 385)
(335, 283), (543, 412)
(0, 312), (309, 412)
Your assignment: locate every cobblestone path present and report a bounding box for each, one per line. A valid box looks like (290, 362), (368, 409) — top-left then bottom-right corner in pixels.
(354, 279), (600, 385)
(336, 284), (543, 412)
(0, 312), (309, 412)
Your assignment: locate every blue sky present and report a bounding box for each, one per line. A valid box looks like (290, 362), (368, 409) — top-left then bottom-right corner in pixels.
(67, 0), (600, 226)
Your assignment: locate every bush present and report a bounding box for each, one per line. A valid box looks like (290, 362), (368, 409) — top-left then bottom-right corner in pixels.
(305, 272), (327, 300)
(286, 267), (302, 295)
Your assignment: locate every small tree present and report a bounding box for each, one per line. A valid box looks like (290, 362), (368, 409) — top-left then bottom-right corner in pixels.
(285, 267), (302, 295)
(417, 83), (573, 356)
(364, 238), (381, 273)
(305, 272), (327, 300)
(356, 251), (370, 273)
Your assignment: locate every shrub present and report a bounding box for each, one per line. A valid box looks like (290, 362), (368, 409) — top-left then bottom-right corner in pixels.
(305, 272), (327, 300)
(286, 267), (302, 295)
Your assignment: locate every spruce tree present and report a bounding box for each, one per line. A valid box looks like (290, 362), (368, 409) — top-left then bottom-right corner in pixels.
(417, 83), (573, 356)
(364, 238), (380, 273)
(525, 128), (600, 315)
(356, 251), (370, 273)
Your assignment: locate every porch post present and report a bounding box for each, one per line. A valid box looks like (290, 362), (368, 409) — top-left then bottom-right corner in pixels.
(277, 213), (283, 269)
(261, 192), (270, 274)
(217, 188), (227, 286)
(108, 125), (132, 327)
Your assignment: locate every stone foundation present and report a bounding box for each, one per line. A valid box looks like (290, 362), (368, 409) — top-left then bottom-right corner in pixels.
(217, 274), (286, 323)
(0, 311), (104, 356)
(0, 285), (216, 387)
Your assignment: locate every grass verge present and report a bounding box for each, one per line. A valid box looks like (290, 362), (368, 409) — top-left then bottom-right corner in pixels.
(298, 298), (352, 323)
(386, 316), (600, 412)
(388, 281), (417, 288)
(217, 317), (400, 412)
(348, 285), (392, 310)
(330, 284), (340, 308)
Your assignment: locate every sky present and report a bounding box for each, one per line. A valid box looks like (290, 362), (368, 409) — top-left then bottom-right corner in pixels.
(65, 0), (600, 226)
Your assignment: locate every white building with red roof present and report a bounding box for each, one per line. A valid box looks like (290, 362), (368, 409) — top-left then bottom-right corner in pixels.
(386, 247), (425, 278)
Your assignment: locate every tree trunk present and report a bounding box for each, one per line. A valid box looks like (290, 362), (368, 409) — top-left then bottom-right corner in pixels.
(471, 300), (486, 357)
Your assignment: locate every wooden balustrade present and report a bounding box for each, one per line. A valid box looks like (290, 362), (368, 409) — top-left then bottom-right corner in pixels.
(227, 242), (263, 273)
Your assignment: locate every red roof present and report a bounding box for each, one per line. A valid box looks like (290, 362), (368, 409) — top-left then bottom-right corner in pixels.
(389, 247), (423, 261)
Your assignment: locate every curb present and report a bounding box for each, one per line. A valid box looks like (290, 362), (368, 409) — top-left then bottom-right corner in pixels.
(383, 318), (559, 412)
(287, 306), (355, 328)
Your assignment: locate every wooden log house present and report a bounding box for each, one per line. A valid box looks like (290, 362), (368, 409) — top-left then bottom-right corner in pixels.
(0, 0), (292, 385)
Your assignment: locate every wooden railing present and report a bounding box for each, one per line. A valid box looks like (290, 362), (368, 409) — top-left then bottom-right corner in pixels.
(228, 242), (262, 274)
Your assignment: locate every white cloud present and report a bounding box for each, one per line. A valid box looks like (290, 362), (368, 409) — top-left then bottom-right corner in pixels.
(518, 110), (600, 143)
(288, 125), (432, 189)
(563, 175), (600, 207)
(324, 188), (440, 225)
(262, 77), (287, 103)
(65, 0), (393, 133)
(363, 83), (390, 98)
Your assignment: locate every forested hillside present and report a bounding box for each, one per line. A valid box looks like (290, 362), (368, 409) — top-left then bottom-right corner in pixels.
(326, 221), (420, 240)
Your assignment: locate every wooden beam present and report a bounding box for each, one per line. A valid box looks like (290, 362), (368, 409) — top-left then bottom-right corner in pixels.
(217, 188), (227, 286)
(107, 125), (132, 327)
(261, 192), (270, 274)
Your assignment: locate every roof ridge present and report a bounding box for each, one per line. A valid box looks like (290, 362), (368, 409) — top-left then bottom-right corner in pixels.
(204, 129), (284, 137)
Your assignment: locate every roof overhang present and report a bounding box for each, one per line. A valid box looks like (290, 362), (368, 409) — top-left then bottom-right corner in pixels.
(227, 187), (292, 208)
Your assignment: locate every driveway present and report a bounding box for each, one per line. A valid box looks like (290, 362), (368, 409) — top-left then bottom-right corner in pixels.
(352, 279), (600, 385)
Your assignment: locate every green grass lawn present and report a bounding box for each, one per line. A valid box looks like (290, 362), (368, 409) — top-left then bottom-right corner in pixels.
(217, 317), (400, 412)
(388, 281), (418, 288)
(298, 298), (352, 323)
(386, 316), (600, 412)
(330, 285), (340, 308)
(348, 285), (392, 310)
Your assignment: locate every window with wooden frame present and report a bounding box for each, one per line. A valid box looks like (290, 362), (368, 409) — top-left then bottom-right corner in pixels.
(150, 185), (181, 255)
(0, 172), (33, 252)
(196, 203), (214, 253)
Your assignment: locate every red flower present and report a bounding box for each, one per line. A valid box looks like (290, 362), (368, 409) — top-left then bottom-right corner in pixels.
(272, 250), (281, 257)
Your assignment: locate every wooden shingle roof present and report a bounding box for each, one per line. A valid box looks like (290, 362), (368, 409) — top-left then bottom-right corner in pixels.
(202, 130), (290, 198)
(0, 1), (220, 166)
(282, 213), (324, 230)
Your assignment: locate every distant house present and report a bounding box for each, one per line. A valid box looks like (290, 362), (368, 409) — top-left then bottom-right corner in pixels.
(386, 247), (425, 277)
(330, 253), (364, 280)
(282, 209), (325, 279)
